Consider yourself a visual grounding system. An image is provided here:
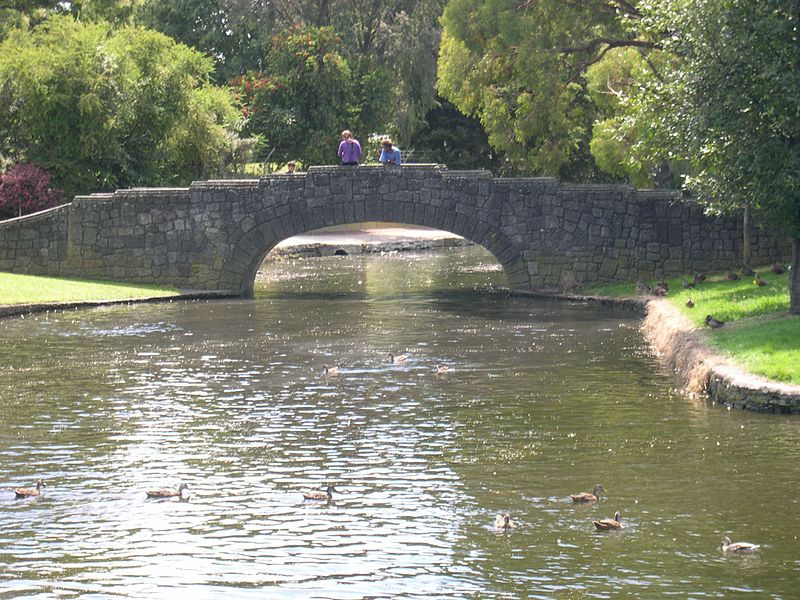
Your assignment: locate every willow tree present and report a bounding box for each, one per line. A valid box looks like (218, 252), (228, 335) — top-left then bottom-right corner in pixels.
(0, 16), (240, 197)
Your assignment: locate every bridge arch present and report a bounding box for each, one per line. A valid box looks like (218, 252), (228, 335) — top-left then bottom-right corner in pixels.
(0, 164), (789, 294)
(232, 200), (529, 295)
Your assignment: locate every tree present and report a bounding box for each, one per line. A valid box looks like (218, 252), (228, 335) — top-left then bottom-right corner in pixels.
(0, 163), (64, 218)
(136, 0), (271, 83)
(235, 25), (355, 166)
(637, 0), (800, 313)
(0, 15), (240, 198)
(437, 0), (659, 178)
(407, 98), (499, 170)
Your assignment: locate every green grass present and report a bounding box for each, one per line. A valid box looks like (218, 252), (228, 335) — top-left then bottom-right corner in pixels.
(584, 265), (800, 384)
(705, 315), (800, 383)
(0, 272), (180, 306)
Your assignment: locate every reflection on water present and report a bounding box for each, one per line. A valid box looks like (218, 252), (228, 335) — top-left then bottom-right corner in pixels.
(1, 246), (799, 598)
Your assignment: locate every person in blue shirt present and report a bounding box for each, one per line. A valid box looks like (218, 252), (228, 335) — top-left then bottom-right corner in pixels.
(379, 138), (401, 166)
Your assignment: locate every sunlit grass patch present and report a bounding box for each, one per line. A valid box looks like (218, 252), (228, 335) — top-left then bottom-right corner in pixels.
(583, 264), (798, 384)
(702, 315), (800, 383)
(584, 267), (790, 326)
(663, 270), (789, 327)
(0, 272), (180, 305)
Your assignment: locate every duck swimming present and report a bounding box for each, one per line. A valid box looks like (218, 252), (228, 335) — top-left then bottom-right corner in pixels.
(571, 484), (604, 503)
(593, 511), (622, 531)
(720, 536), (759, 553)
(322, 364), (339, 376)
(494, 513), (515, 531)
(14, 480), (45, 499)
(389, 353), (408, 364)
(436, 365), (449, 374)
(146, 483), (189, 499)
(303, 484), (337, 501)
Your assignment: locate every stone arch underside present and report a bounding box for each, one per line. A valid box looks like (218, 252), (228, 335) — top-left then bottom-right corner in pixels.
(227, 207), (531, 295)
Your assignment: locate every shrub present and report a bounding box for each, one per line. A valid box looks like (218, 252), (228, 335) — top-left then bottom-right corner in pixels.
(0, 163), (64, 219)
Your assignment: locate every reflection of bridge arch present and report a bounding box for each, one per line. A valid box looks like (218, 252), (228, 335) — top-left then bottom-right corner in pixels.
(0, 165), (789, 295)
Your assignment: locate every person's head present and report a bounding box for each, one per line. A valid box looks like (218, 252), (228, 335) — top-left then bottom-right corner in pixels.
(341, 130), (352, 141)
(287, 160), (296, 173)
(382, 138), (393, 150)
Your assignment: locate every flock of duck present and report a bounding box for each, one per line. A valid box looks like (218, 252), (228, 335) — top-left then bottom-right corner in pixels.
(9, 348), (760, 557)
(493, 483), (760, 554)
(10, 479), (340, 503)
(636, 262), (787, 330)
(10, 481), (759, 554)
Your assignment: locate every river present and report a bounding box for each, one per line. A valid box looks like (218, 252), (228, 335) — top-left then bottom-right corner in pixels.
(1, 245), (798, 598)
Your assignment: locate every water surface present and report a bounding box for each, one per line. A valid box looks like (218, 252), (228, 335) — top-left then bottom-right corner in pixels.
(1, 246), (798, 598)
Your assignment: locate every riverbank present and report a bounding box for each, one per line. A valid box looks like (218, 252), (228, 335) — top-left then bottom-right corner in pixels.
(642, 298), (800, 413)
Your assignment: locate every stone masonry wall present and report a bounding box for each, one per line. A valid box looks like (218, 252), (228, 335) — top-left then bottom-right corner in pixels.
(0, 165), (789, 294)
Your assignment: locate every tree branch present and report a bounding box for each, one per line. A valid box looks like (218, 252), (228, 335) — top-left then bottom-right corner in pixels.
(557, 37), (661, 55)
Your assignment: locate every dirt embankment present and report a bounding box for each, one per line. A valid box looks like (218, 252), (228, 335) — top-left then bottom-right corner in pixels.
(642, 299), (800, 414)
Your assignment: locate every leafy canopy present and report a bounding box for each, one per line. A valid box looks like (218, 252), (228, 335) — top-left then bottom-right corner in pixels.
(437, 0), (654, 177)
(235, 25), (355, 166)
(636, 0), (800, 236)
(0, 15), (239, 198)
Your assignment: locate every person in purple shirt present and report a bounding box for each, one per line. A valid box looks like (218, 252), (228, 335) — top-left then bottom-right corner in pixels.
(379, 138), (401, 166)
(338, 130), (361, 165)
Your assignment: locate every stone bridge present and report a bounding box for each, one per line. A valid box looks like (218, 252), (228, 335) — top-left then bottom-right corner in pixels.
(0, 165), (788, 294)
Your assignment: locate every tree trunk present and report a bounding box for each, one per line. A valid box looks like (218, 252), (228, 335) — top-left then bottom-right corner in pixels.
(742, 203), (752, 272)
(790, 237), (800, 315)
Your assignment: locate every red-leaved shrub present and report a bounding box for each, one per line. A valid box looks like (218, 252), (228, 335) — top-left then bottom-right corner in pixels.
(0, 163), (65, 219)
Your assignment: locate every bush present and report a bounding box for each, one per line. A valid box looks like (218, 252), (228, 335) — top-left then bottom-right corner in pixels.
(0, 163), (64, 219)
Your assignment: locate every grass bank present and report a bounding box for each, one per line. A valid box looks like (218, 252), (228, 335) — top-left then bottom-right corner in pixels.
(0, 272), (180, 306)
(584, 266), (800, 384)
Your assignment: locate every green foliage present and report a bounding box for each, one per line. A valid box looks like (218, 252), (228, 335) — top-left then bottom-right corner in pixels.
(586, 47), (672, 187)
(136, 0), (270, 82)
(408, 98), (498, 170)
(236, 25), (355, 166)
(437, 0), (642, 177)
(0, 16), (239, 198)
(636, 0), (800, 234)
